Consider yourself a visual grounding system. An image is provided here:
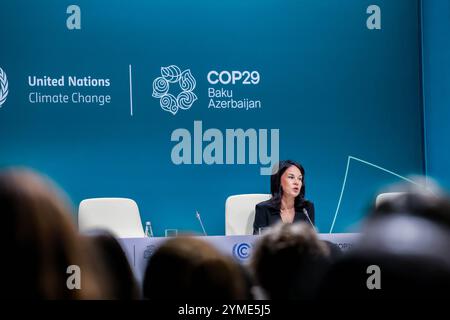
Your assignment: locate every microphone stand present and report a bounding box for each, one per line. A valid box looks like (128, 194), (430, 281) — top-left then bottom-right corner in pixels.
(196, 210), (208, 236)
(303, 208), (318, 233)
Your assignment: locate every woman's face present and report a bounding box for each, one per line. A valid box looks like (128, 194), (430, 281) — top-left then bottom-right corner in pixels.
(280, 165), (303, 198)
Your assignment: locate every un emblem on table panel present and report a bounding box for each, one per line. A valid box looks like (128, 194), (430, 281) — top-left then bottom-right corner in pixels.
(0, 67), (9, 109)
(232, 242), (252, 261)
(152, 65), (197, 115)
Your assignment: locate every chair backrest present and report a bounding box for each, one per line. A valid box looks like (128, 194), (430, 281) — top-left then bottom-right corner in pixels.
(225, 194), (271, 235)
(78, 198), (145, 238)
(375, 192), (406, 208)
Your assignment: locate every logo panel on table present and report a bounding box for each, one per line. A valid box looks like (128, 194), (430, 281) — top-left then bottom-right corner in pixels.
(232, 242), (252, 261)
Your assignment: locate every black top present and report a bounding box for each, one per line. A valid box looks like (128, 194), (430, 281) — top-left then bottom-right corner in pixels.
(253, 199), (315, 235)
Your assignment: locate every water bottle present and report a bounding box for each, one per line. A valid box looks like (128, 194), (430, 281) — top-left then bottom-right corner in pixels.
(145, 221), (154, 237)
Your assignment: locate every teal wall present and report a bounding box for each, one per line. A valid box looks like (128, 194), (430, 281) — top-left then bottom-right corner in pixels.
(422, 0), (450, 190)
(0, 1), (424, 235)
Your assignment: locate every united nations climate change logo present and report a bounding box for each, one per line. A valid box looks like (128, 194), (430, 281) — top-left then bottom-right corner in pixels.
(232, 242), (252, 261)
(152, 65), (197, 115)
(0, 67), (8, 109)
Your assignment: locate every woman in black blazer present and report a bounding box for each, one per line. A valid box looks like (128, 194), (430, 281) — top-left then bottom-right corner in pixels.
(253, 160), (315, 235)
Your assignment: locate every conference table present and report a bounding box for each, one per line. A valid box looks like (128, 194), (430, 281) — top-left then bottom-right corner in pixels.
(119, 233), (360, 283)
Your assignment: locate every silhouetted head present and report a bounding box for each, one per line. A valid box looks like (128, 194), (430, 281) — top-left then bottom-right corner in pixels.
(318, 214), (450, 299)
(0, 168), (104, 299)
(143, 236), (247, 300)
(85, 230), (140, 299)
(251, 222), (332, 299)
(371, 186), (450, 229)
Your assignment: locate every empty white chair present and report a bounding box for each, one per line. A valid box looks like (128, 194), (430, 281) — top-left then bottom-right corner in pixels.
(225, 194), (271, 235)
(375, 192), (406, 208)
(78, 198), (145, 238)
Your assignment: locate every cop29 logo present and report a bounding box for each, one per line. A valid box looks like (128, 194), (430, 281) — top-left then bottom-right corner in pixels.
(0, 67), (9, 109)
(152, 65), (197, 115)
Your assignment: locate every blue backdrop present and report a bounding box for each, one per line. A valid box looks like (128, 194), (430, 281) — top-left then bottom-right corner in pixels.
(0, 0), (424, 235)
(422, 0), (450, 191)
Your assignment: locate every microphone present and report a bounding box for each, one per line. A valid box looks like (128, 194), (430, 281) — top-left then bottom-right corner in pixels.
(303, 208), (318, 232)
(195, 210), (208, 236)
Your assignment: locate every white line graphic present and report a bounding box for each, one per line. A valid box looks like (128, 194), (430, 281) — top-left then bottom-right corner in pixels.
(129, 64), (133, 116)
(329, 156), (424, 233)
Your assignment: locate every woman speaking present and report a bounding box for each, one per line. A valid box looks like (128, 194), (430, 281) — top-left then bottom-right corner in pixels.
(253, 160), (315, 235)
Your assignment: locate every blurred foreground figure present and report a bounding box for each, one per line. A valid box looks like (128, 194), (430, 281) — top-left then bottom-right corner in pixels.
(319, 185), (450, 299)
(85, 230), (140, 299)
(143, 236), (248, 299)
(0, 168), (105, 299)
(251, 222), (337, 299)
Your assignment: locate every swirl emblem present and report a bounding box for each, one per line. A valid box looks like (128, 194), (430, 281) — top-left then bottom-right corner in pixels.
(0, 67), (9, 109)
(152, 65), (197, 115)
(161, 65), (181, 83)
(179, 70), (196, 91)
(152, 77), (169, 98)
(177, 91), (197, 110)
(232, 243), (252, 261)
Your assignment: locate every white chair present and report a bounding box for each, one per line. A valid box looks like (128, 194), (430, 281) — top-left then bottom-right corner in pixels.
(78, 198), (145, 238)
(225, 194), (271, 235)
(375, 192), (406, 208)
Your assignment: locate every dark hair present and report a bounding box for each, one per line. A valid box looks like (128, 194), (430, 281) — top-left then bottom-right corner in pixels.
(85, 231), (140, 299)
(143, 236), (247, 300)
(269, 160), (307, 209)
(0, 168), (104, 299)
(251, 222), (331, 299)
(318, 186), (450, 299)
(318, 214), (450, 299)
(370, 190), (450, 229)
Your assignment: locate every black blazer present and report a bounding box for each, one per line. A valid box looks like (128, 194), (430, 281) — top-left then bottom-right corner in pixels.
(253, 199), (315, 235)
